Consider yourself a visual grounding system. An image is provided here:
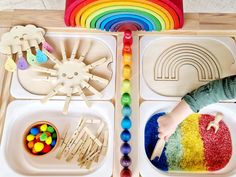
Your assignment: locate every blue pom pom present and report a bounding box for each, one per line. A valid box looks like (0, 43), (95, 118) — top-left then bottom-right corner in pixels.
(51, 139), (56, 147)
(30, 127), (40, 136)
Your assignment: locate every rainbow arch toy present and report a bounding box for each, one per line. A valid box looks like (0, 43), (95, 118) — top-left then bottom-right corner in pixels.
(65, 0), (184, 32)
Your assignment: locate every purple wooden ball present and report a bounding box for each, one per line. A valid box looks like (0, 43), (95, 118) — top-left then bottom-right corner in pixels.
(120, 155), (132, 168)
(120, 143), (131, 155)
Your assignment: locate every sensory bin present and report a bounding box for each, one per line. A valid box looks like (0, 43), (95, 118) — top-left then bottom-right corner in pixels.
(145, 113), (232, 172)
(140, 101), (236, 177)
(1, 100), (114, 176)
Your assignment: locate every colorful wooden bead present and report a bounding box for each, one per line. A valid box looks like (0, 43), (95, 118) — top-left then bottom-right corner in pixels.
(121, 116), (132, 129)
(121, 93), (131, 106)
(30, 127), (40, 136)
(120, 168), (132, 177)
(120, 155), (132, 168)
(122, 106), (132, 117)
(122, 44), (132, 56)
(122, 80), (131, 93)
(123, 53), (132, 67)
(123, 30), (133, 46)
(123, 65), (132, 80)
(120, 130), (131, 142)
(40, 124), (47, 132)
(26, 134), (35, 141)
(120, 143), (131, 155)
(34, 142), (44, 152)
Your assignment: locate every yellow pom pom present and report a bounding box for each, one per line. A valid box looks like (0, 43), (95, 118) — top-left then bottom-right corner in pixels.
(34, 142), (44, 152)
(45, 136), (52, 145)
(26, 134), (35, 141)
(40, 124), (48, 132)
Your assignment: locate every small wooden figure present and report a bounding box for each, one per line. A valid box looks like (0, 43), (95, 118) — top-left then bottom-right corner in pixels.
(150, 138), (165, 161)
(207, 112), (223, 133)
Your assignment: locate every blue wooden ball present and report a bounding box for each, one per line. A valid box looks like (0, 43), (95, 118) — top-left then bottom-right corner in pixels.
(122, 105), (132, 117)
(121, 116), (132, 129)
(120, 143), (131, 155)
(120, 130), (131, 142)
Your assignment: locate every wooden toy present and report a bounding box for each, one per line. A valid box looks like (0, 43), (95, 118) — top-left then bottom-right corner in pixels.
(150, 138), (165, 160)
(2, 9), (236, 177)
(64, 0), (184, 30)
(55, 117), (108, 169)
(207, 113), (223, 133)
(141, 37), (236, 98)
(29, 39), (112, 114)
(0, 25), (53, 72)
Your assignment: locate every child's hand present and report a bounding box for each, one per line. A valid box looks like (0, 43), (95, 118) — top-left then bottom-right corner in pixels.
(157, 114), (179, 141)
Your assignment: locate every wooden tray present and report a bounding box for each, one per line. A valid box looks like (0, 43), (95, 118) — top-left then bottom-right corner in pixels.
(1, 10), (236, 177)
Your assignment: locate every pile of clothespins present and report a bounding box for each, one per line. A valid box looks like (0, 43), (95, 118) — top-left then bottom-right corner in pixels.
(56, 117), (108, 169)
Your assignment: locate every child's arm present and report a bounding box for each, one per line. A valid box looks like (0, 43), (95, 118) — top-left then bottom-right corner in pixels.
(158, 75), (236, 140)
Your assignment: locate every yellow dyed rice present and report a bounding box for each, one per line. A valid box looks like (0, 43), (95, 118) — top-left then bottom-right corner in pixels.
(179, 114), (207, 171)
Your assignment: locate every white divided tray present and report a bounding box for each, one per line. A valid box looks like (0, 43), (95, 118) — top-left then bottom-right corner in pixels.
(11, 32), (116, 101)
(0, 100), (114, 177)
(140, 36), (236, 100)
(139, 101), (236, 177)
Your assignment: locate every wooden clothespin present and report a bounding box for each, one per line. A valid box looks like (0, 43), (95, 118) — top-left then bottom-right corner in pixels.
(55, 124), (70, 159)
(64, 119), (85, 156)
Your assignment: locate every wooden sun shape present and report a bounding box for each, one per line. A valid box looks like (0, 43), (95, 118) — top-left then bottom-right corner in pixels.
(32, 40), (110, 114)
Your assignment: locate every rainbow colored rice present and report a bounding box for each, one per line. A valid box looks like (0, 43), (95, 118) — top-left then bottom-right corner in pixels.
(144, 113), (232, 173)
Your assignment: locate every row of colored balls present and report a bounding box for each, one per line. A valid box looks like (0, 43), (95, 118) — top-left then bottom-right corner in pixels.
(120, 30), (133, 177)
(24, 122), (58, 155)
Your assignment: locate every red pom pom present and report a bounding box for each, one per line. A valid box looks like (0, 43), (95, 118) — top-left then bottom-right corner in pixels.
(42, 144), (51, 153)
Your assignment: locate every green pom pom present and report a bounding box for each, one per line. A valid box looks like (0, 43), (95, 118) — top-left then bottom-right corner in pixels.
(47, 126), (55, 133)
(40, 133), (48, 141)
(52, 132), (57, 139)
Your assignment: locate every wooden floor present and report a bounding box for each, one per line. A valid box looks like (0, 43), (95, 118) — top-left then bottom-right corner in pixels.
(1, 0), (236, 12)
